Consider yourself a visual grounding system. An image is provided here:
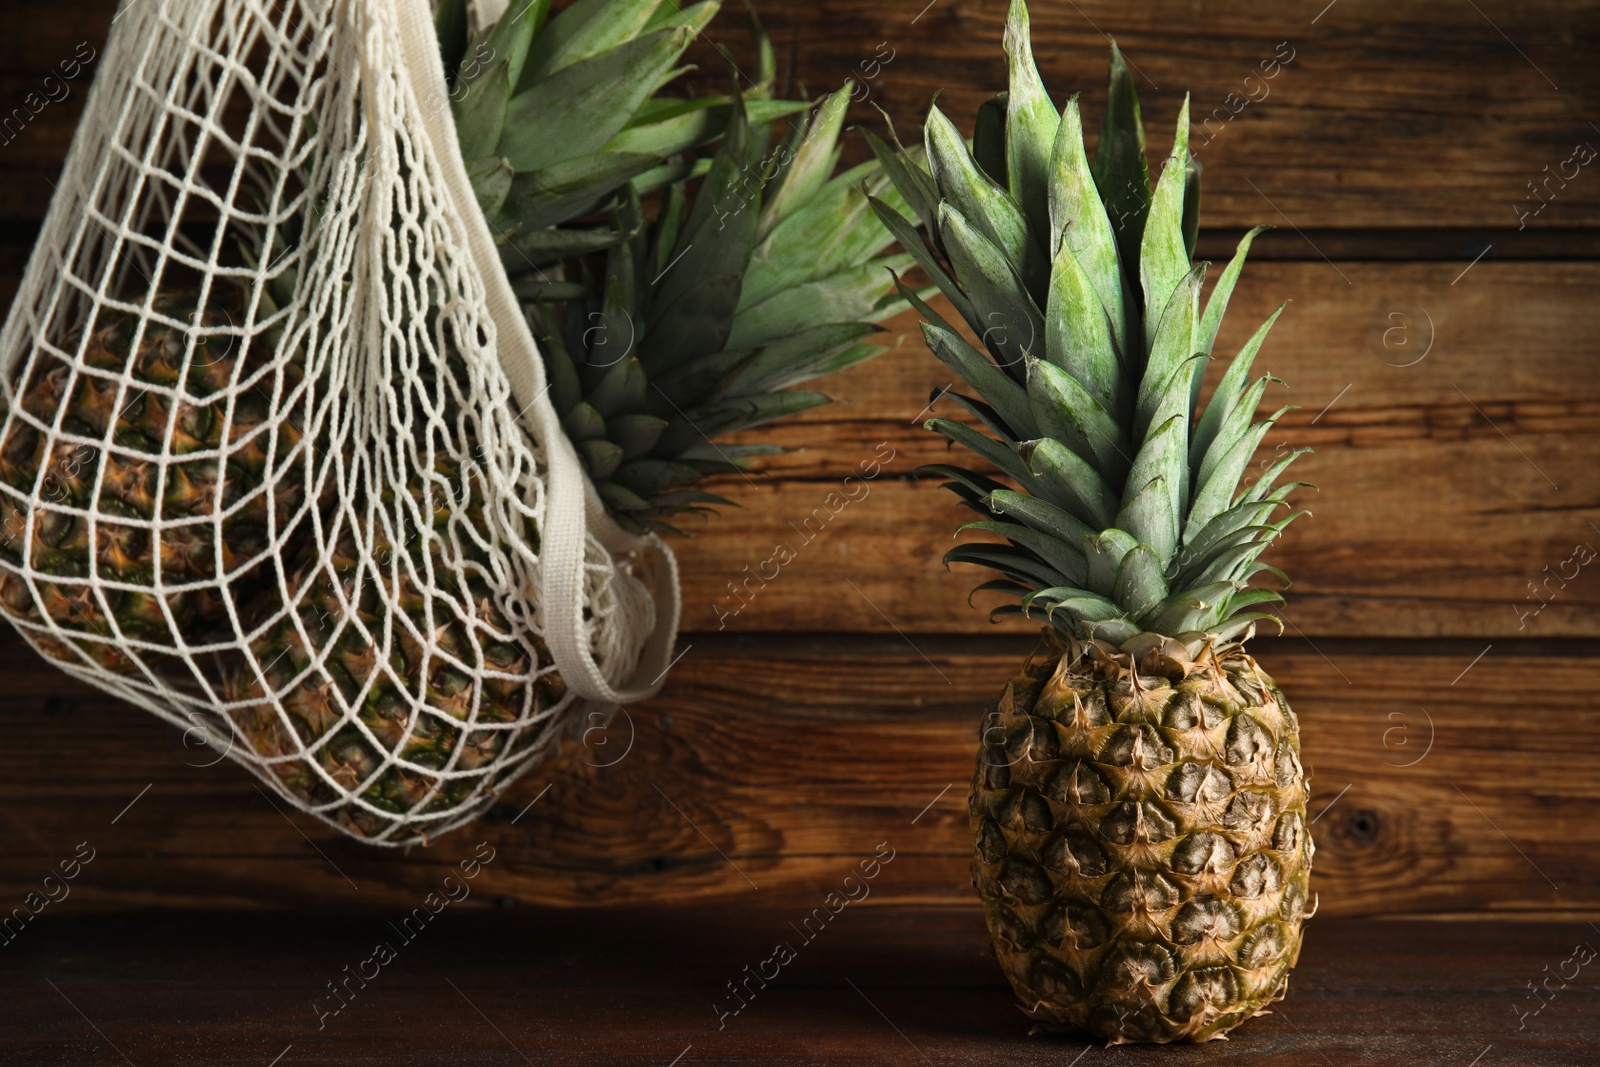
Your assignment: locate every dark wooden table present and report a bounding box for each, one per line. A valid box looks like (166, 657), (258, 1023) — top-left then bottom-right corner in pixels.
(2, 907), (1595, 1066)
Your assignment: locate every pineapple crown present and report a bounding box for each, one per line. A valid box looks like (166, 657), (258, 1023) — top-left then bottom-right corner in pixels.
(870, 0), (1309, 647)
(537, 81), (916, 534)
(439, 1), (914, 535)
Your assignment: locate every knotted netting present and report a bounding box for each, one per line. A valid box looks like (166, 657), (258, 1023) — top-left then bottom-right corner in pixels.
(0, 0), (680, 845)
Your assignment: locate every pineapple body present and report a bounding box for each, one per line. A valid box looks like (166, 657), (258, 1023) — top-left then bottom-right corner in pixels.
(0, 292), (304, 673)
(972, 634), (1311, 1043)
(223, 460), (565, 840)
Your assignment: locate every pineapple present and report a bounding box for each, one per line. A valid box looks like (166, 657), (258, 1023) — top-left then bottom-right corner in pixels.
(0, 287), (309, 678)
(223, 455), (566, 841)
(872, 0), (1313, 1043)
(211, 7), (911, 836)
(534, 81), (913, 533)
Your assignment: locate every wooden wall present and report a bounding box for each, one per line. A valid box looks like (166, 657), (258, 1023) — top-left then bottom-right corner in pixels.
(1, 0), (1596, 918)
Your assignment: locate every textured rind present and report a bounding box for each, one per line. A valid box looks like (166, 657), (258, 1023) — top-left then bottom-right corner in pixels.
(0, 292), (306, 674)
(970, 633), (1312, 1044)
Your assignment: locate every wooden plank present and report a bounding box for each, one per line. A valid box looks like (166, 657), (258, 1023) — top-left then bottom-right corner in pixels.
(1, 2), (1598, 229)
(2, 632), (1595, 917)
(687, 0), (1600, 230)
(1, 910), (1597, 1065)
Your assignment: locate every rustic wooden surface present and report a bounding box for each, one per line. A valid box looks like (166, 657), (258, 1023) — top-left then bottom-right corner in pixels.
(0, 0), (1597, 937)
(4, 632), (1597, 916)
(3, 907), (1598, 1065)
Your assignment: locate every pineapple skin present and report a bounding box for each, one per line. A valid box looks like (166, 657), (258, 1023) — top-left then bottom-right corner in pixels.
(970, 633), (1312, 1044)
(0, 292), (304, 674)
(222, 461), (566, 841)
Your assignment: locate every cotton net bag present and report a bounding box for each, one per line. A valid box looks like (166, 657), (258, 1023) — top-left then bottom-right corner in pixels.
(0, 0), (680, 845)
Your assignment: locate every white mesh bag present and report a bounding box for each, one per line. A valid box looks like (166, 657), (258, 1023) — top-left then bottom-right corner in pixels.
(0, 0), (680, 845)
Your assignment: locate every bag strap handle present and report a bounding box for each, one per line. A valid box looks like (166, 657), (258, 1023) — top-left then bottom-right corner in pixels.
(391, 0), (681, 706)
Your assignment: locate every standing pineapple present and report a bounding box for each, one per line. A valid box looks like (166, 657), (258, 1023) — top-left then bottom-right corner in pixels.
(872, 0), (1313, 1043)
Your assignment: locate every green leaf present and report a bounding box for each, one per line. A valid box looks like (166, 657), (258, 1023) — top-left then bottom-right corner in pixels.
(499, 151), (662, 231)
(1139, 95), (1191, 352)
(1191, 223), (1267, 405)
(1134, 263), (1202, 439)
(653, 92), (760, 318)
(925, 416), (1039, 490)
(1044, 232), (1119, 413)
(587, 356), (647, 418)
(1176, 525), (1276, 589)
(519, 0), (679, 86)
(614, 458), (703, 497)
(867, 196), (974, 326)
(597, 480), (652, 513)
(609, 413), (668, 459)
(959, 520), (1089, 587)
(455, 59), (511, 160)
(743, 162), (902, 309)
(1002, 0), (1058, 254)
(579, 438), (625, 480)
(986, 488), (1097, 557)
(1083, 528), (1138, 598)
(502, 25), (698, 173)
(694, 390), (831, 437)
(863, 121), (939, 235)
(1182, 158), (1202, 260)
(945, 543), (1071, 591)
(1026, 358), (1130, 482)
(1091, 41), (1150, 271)
(641, 274), (743, 373)
(1017, 438), (1117, 529)
(922, 323), (1036, 440)
(725, 323), (882, 397)
(1021, 588), (1129, 629)
(561, 401), (607, 443)
(1114, 543), (1168, 621)
(1119, 411), (1184, 557)
(534, 309), (584, 415)
(891, 271), (963, 340)
(604, 99), (809, 158)
(1050, 95), (1125, 356)
(727, 257), (912, 351)
(1145, 580), (1240, 633)
(1175, 495), (1284, 580)
(920, 463), (1008, 502)
(466, 156), (514, 220)
(758, 85), (852, 238)
(1192, 302), (1285, 469)
(926, 106), (1044, 295)
(511, 278), (589, 302)
(945, 390), (1021, 447)
(939, 205), (1045, 376)
(1188, 414), (1284, 541)
(498, 226), (631, 272)
(1197, 376), (1277, 491)
(1115, 472), (1178, 565)
(1240, 449), (1311, 506)
(1212, 613), (1280, 643)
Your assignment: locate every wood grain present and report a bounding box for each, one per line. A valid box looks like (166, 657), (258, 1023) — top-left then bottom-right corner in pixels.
(2, 631), (1595, 916)
(1, 2), (1598, 228)
(2, 909), (1597, 1065)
